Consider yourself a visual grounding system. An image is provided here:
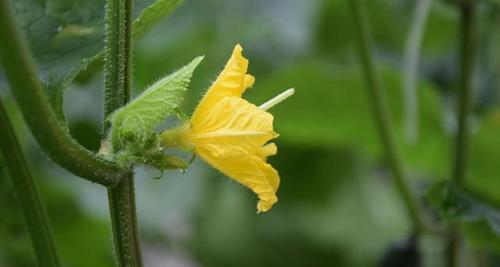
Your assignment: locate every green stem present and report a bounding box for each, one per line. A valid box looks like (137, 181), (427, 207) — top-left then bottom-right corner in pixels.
(103, 0), (143, 266)
(0, 0), (122, 187)
(448, 1), (476, 266)
(0, 98), (60, 267)
(402, 0), (432, 143)
(453, 0), (475, 186)
(446, 226), (460, 267)
(350, 0), (426, 233)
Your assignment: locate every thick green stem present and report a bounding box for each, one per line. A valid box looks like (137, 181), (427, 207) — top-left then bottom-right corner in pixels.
(0, 98), (60, 267)
(0, 0), (122, 187)
(104, 0), (133, 133)
(108, 174), (143, 267)
(350, 0), (426, 233)
(103, 0), (143, 266)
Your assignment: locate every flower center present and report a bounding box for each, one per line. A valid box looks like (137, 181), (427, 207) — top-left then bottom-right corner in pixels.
(160, 123), (192, 149)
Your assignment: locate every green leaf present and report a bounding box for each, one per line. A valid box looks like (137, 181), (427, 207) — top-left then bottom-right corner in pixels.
(466, 110), (500, 207)
(1, 0), (184, 122)
(426, 182), (500, 253)
(110, 56), (203, 150)
(462, 221), (500, 253)
(133, 0), (184, 40)
(426, 182), (493, 222)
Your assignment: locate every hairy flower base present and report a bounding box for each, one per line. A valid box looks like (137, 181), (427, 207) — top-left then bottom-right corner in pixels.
(161, 44), (281, 213)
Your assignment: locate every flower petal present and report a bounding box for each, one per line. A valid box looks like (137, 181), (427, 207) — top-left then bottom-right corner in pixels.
(191, 96), (280, 212)
(184, 44), (281, 213)
(192, 96), (277, 157)
(192, 44), (254, 125)
(196, 145), (279, 213)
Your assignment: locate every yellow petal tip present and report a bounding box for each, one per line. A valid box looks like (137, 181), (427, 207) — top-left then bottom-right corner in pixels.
(244, 74), (255, 88)
(256, 196), (278, 213)
(234, 43), (243, 53)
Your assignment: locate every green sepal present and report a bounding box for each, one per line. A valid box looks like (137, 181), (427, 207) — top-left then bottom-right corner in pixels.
(108, 56), (202, 170)
(109, 56), (203, 151)
(113, 133), (190, 171)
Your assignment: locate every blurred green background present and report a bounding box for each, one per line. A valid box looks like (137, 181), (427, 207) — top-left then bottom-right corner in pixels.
(1, 0), (500, 266)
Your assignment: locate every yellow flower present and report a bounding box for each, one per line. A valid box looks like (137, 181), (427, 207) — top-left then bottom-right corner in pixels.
(161, 44), (293, 213)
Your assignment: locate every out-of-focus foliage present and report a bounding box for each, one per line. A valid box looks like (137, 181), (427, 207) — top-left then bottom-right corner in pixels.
(249, 62), (449, 177)
(190, 147), (410, 267)
(0, 169), (33, 267)
(0, 167), (114, 267)
(468, 111), (500, 206)
(2, 0), (500, 266)
(426, 182), (500, 253)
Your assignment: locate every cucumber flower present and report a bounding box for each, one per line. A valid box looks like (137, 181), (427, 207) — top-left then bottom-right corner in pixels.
(161, 44), (293, 213)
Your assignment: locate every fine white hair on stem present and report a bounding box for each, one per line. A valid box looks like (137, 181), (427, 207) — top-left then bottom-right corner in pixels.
(259, 88), (295, 111)
(403, 0), (432, 143)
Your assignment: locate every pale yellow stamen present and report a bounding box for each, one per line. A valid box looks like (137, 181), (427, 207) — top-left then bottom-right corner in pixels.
(259, 88), (295, 111)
